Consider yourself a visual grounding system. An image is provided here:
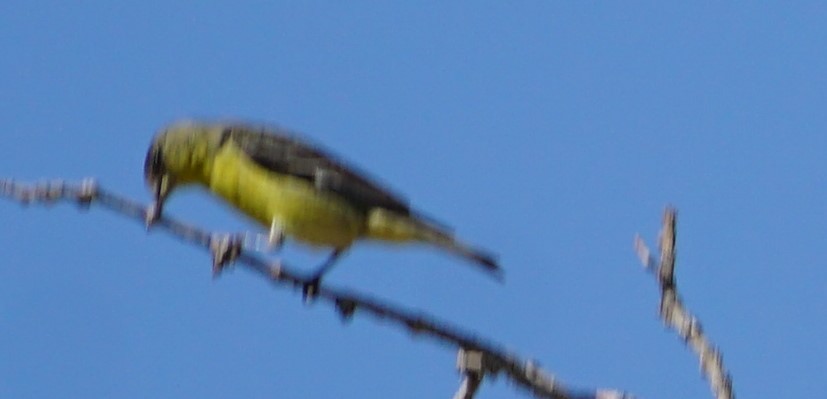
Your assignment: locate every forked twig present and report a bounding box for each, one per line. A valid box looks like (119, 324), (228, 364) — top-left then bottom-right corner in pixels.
(634, 208), (734, 399)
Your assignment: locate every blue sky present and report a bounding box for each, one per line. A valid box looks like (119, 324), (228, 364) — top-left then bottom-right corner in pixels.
(2, 2), (825, 398)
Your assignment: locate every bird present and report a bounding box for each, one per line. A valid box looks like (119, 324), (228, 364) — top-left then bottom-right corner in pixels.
(144, 120), (501, 289)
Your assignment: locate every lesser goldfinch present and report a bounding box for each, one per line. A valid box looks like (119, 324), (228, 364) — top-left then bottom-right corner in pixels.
(144, 121), (501, 283)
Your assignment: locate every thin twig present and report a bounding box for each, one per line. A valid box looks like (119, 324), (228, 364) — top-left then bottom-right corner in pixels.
(2, 178), (633, 399)
(634, 207), (735, 399)
(453, 371), (483, 399)
(453, 348), (484, 399)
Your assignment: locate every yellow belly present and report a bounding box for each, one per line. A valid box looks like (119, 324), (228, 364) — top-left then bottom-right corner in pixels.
(205, 144), (365, 248)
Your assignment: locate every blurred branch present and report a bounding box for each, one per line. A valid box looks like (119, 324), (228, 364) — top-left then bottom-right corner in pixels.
(1, 178), (632, 399)
(634, 208), (734, 399)
(453, 348), (484, 399)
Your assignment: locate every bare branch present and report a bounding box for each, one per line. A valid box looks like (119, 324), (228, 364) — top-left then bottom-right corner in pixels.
(1, 178), (633, 399)
(454, 348), (484, 399)
(634, 207), (735, 399)
(453, 374), (483, 399)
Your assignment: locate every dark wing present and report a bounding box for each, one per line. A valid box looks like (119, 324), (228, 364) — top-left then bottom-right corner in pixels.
(224, 124), (411, 215)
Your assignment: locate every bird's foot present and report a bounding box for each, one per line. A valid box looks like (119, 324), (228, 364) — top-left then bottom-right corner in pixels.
(268, 218), (285, 250)
(300, 248), (344, 301)
(244, 219), (286, 253)
(243, 234), (283, 254)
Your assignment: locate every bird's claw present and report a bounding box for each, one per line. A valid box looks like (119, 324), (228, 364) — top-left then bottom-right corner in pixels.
(268, 219), (285, 250)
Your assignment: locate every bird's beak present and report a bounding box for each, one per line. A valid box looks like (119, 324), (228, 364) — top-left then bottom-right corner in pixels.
(146, 175), (172, 226)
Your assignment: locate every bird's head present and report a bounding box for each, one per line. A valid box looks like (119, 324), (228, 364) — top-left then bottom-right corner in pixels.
(144, 121), (228, 209)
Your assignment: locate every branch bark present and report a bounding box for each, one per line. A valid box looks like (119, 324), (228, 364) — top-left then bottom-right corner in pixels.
(1, 178), (632, 399)
(453, 349), (484, 399)
(634, 207), (735, 399)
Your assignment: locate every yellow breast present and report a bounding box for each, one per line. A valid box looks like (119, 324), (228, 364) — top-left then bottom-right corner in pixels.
(204, 143), (366, 248)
